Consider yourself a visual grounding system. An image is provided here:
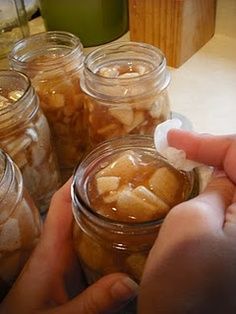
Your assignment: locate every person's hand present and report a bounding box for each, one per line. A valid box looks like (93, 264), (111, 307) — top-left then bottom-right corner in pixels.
(0, 179), (138, 314)
(139, 130), (236, 314)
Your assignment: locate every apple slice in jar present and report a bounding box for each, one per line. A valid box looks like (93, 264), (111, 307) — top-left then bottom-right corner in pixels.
(96, 151), (140, 181)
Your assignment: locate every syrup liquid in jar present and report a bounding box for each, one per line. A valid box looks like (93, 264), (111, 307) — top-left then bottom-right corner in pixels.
(72, 136), (198, 290)
(0, 149), (41, 300)
(81, 42), (171, 148)
(0, 70), (60, 213)
(9, 31), (87, 181)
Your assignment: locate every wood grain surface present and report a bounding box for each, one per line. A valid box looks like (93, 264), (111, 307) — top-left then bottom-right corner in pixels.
(129, 0), (217, 67)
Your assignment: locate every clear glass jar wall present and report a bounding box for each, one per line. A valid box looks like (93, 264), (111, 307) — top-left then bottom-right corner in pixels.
(0, 149), (41, 300)
(81, 42), (171, 148)
(0, 70), (60, 213)
(9, 31), (86, 181)
(72, 135), (198, 285)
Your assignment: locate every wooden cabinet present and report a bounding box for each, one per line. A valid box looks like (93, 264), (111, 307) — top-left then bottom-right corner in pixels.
(129, 0), (217, 67)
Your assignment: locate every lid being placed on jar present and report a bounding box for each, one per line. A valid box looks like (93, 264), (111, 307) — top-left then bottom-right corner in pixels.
(154, 118), (202, 171)
(154, 118), (213, 192)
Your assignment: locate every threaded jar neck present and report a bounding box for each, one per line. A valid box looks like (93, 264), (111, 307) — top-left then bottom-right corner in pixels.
(0, 70), (39, 134)
(9, 31), (84, 76)
(72, 134), (198, 237)
(72, 136), (167, 250)
(81, 41), (171, 101)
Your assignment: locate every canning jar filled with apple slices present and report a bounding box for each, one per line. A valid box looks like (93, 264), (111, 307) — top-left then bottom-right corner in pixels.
(9, 31), (87, 182)
(0, 70), (60, 214)
(71, 135), (199, 288)
(81, 42), (171, 148)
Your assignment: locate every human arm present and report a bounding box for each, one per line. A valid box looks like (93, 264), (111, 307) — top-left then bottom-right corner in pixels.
(138, 130), (236, 314)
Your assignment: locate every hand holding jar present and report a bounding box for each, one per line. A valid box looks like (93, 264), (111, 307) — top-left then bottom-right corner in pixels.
(2, 131), (236, 314)
(139, 130), (236, 314)
(0, 179), (139, 314)
(71, 134), (198, 312)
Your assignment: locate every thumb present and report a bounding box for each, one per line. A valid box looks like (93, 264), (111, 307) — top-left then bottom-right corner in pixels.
(154, 171), (235, 249)
(51, 273), (139, 314)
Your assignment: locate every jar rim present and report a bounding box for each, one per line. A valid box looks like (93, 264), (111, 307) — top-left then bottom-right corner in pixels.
(9, 31), (84, 72)
(84, 41), (166, 79)
(72, 134), (199, 231)
(82, 41), (170, 100)
(0, 69), (35, 115)
(72, 134), (173, 232)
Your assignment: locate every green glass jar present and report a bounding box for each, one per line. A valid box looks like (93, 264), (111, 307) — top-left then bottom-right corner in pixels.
(39, 0), (129, 47)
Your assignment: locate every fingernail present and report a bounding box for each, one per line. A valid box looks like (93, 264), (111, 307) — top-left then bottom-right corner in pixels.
(111, 276), (139, 302)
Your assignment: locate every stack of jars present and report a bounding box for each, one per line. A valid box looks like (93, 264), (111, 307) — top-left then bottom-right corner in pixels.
(3, 30), (195, 313)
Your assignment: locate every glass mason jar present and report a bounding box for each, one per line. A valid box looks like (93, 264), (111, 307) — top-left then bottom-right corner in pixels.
(80, 42), (171, 148)
(9, 31), (87, 181)
(0, 70), (60, 214)
(0, 149), (41, 301)
(71, 135), (198, 284)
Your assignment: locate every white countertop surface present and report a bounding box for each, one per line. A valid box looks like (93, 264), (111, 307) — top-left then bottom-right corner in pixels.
(168, 0), (236, 135)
